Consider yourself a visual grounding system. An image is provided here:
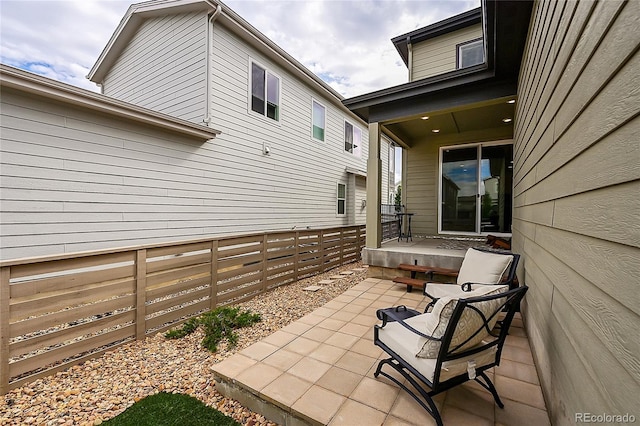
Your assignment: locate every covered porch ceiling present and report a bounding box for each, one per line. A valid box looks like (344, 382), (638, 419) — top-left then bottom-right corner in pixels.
(382, 96), (516, 148)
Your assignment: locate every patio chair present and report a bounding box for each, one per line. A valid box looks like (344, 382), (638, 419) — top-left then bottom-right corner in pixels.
(422, 248), (520, 312)
(374, 284), (528, 426)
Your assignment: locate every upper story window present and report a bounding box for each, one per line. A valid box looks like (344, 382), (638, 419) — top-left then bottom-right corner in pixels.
(457, 38), (484, 69)
(344, 120), (362, 157)
(312, 99), (326, 141)
(251, 61), (280, 121)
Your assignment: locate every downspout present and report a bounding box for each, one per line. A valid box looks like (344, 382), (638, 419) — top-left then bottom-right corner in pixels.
(407, 36), (413, 82)
(204, 4), (222, 126)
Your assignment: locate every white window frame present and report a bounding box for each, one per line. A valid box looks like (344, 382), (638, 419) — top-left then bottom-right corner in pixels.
(311, 98), (326, 142)
(344, 119), (362, 157)
(248, 58), (281, 122)
(457, 38), (484, 69)
(336, 182), (346, 217)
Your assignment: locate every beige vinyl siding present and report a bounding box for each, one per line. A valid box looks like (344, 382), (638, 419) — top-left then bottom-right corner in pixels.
(207, 23), (369, 229)
(101, 12), (207, 124)
(411, 24), (483, 81)
(512, 0), (640, 424)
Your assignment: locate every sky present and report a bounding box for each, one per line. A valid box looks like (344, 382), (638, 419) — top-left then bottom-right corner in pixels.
(0, 0), (478, 98)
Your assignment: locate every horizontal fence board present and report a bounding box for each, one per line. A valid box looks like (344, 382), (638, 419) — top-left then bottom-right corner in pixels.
(8, 341), (130, 391)
(217, 245), (262, 260)
(10, 294), (136, 338)
(217, 273), (261, 293)
(146, 242), (212, 259)
(146, 287), (210, 316)
(217, 235), (264, 248)
(146, 263), (210, 289)
(146, 252), (211, 274)
(217, 262), (262, 281)
(146, 275), (210, 301)
(217, 253), (262, 270)
(10, 325), (135, 378)
(266, 272), (296, 288)
(9, 252), (135, 280)
(10, 264), (135, 299)
(145, 299), (209, 331)
(10, 310), (135, 358)
(216, 284), (262, 305)
(267, 239), (296, 250)
(10, 279), (135, 322)
(266, 247), (296, 259)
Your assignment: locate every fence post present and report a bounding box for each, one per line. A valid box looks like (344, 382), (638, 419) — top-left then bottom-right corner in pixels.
(1, 267), (10, 395)
(340, 228), (345, 266)
(356, 226), (362, 261)
(135, 250), (146, 340)
(261, 234), (269, 293)
(319, 229), (325, 273)
(294, 231), (300, 281)
(210, 240), (219, 310)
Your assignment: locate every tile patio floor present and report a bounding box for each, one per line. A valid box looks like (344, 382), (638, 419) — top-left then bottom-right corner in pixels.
(212, 277), (550, 426)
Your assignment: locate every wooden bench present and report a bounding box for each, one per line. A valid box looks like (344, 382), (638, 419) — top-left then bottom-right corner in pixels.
(393, 263), (461, 293)
(392, 276), (427, 293)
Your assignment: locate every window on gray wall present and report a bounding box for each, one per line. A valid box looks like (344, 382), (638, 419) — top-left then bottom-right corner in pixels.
(312, 99), (326, 141)
(457, 38), (484, 69)
(251, 61), (280, 121)
(337, 183), (346, 216)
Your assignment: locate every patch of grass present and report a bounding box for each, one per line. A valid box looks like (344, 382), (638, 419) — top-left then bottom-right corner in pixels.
(165, 306), (261, 352)
(103, 392), (240, 426)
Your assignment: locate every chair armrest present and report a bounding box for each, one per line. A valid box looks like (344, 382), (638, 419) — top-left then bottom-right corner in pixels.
(376, 309), (439, 341)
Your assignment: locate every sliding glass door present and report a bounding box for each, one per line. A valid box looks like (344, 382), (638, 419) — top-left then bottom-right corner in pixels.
(440, 142), (513, 234)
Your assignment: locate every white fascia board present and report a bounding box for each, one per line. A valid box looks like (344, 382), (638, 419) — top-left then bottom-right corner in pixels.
(88, 0), (217, 83)
(346, 167), (367, 178)
(2, 65), (221, 141)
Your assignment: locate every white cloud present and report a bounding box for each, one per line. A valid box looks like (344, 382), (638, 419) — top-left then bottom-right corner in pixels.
(0, 0), (478, 96)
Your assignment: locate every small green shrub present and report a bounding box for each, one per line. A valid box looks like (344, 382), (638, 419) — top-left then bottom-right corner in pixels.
(165, 306), (261, 352)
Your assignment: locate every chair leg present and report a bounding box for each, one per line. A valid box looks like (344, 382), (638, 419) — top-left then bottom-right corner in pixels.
(475, 371), (504, 408)
(374, 358), (444, 426)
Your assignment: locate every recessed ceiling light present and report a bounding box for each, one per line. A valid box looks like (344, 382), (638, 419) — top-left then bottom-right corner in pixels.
(507, 99), (516, 104)
(432, 129), (440, 133)
(502, 118), (512, 123)
(421, 116), (430, 120)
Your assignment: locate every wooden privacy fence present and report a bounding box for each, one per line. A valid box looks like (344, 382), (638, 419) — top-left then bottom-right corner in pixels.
(0, 225), (365, 394)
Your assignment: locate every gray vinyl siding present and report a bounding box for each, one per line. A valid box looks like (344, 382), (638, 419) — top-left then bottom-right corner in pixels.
(512, 1), (640, 424)
(207, 22), (369, 228)
(0, 89), (219, 260)
(411, 24), (483, 81)
(101, 12), (208, 124)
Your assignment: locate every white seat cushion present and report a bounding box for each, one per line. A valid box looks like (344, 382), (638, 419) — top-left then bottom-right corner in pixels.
(377, 315), (497, 383)
(456, 248), (513, 285)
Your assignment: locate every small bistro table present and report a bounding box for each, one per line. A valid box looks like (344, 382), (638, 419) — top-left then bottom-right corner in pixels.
(395, 212), (414, 242)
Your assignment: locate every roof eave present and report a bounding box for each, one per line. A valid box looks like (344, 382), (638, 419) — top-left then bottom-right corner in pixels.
(2, 65), (221, 141)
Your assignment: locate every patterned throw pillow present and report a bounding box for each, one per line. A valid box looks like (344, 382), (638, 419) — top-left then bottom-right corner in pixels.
(416, 285), (507, 359)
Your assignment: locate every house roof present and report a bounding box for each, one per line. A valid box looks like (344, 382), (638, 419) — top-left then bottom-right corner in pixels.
(88, 0), (351, 112)
(342, 0), (533, 132)
(392, 7), (482, 67)
(1, 64), (221, 141)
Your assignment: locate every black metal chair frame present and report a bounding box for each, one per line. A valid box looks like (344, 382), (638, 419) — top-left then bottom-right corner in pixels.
(373, 286), (528, 426)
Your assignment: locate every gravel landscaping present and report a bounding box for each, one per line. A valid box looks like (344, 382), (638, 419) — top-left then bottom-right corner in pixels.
(1, 262), (368, 426)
